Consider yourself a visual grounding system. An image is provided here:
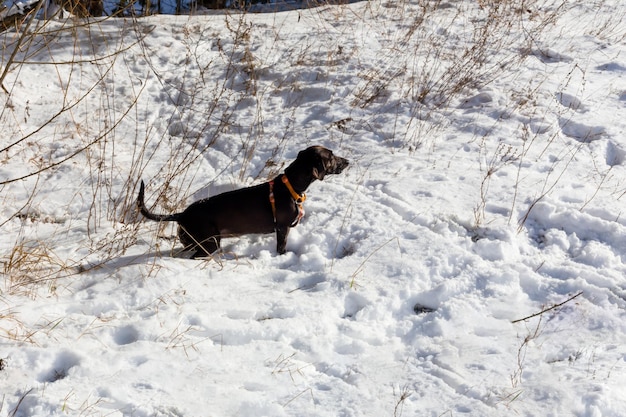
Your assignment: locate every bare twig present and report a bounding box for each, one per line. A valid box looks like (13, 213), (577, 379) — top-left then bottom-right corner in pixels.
(511, 291), (583, 324)
(9, 388), (34, 417)
(393, 385), (412, 417)
(0, 0), (44, 92)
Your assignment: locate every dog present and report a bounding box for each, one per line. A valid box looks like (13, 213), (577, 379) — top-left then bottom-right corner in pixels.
(137, 146), (349, 258)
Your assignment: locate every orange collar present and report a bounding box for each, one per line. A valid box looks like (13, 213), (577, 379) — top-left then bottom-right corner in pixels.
(282, 175), (306, 203)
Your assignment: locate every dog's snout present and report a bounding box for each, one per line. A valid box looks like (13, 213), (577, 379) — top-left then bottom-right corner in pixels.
(332, 156), (349, 174)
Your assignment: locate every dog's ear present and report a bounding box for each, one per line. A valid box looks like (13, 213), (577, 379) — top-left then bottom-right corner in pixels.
(312, 166), (326, 180)
(312, 153), (328, 180)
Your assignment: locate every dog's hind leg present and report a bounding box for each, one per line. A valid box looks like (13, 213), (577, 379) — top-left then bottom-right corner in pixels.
(178, 223), (220, 259)
(192, 235), (220, 259)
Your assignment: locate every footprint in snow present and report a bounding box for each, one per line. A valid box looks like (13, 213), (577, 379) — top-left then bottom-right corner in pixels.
(343, 292), (367, 319)
(458, 92), (493, 109)
(113, 325), (140, 346)
(595, 62), (626, 72)
(558, 117), (605, 142)
(38, 350), (81, 383)
(555, 92), (586, 111)
(532, 48), (573, 63)
(606, 141), (626, 167)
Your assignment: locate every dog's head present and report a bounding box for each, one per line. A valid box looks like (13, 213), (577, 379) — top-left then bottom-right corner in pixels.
(298, 146), (349, 181)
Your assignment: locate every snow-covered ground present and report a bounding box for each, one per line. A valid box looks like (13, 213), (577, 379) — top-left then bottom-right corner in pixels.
(1, 1), (626, 416)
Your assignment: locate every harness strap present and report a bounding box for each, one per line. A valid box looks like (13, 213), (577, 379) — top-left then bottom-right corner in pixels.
(269, 180), (277, 225)
(268, 175), (306, 230)
(293, 202), (305, 227)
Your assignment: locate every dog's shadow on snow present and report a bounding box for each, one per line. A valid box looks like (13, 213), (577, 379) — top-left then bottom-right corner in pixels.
(79, 249), (198, 274)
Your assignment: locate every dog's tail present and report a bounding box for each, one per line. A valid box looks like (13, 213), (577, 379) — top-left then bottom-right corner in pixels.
(137, 180), (182, 222)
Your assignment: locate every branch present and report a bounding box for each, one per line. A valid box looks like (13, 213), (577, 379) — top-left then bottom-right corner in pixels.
(0, 80), (145, 186)
(511, 291), (583, 324)
(0, 0), (44, 92)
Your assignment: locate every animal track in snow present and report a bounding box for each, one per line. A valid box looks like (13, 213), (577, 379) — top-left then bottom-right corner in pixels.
(605, 141), (626, 167)
(343, 292), (368, 319)
(38, 350), (81, 383)
(458, 92), (493, 109)
(595, 62), (626, 72)
(558, 117), (605, 142)
(532, 47), (573, 63)
(113, 325), (140, 346)
(555, 92), (586, 111)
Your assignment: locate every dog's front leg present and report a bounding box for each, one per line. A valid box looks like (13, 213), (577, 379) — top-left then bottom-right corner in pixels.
(276, 227), (290, 254)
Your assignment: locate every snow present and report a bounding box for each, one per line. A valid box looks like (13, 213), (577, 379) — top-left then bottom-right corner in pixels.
(1, 1), (626, 416)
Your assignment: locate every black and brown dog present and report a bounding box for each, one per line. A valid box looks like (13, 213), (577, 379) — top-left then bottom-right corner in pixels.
(137, 146), (349, 258)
